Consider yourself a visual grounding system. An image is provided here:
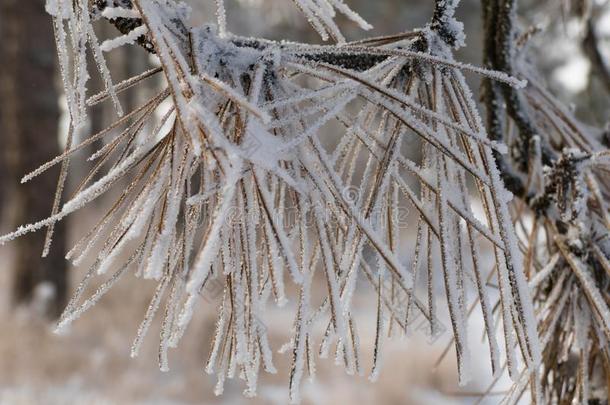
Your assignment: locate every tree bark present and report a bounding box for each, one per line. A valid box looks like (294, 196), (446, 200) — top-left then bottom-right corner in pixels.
(0, 0), (68, 318)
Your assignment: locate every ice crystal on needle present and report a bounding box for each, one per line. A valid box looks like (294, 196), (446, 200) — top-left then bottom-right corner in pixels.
(1, 0), (545, 402)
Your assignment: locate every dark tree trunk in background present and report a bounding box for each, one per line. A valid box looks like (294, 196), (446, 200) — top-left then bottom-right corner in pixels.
(0, 17), (4, 216)
(0, 0), (68, 318)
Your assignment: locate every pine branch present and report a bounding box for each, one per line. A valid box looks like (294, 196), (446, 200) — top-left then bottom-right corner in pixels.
(485, 0), (556, 171)
(430, 0), (463, 47)
(481, 0), (528, 200)
(481, 2), (610, 403)
(92, 0), (157, 52)
(5, 0), (551, 401)
(583, 18), (610, 94)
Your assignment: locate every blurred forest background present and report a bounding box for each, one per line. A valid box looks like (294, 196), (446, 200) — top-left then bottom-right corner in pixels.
(0, 0), (608, 403)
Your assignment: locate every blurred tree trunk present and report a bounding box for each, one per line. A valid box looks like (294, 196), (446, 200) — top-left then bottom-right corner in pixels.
(0, 0), (68, 318)
(0, 16), (4, 217)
